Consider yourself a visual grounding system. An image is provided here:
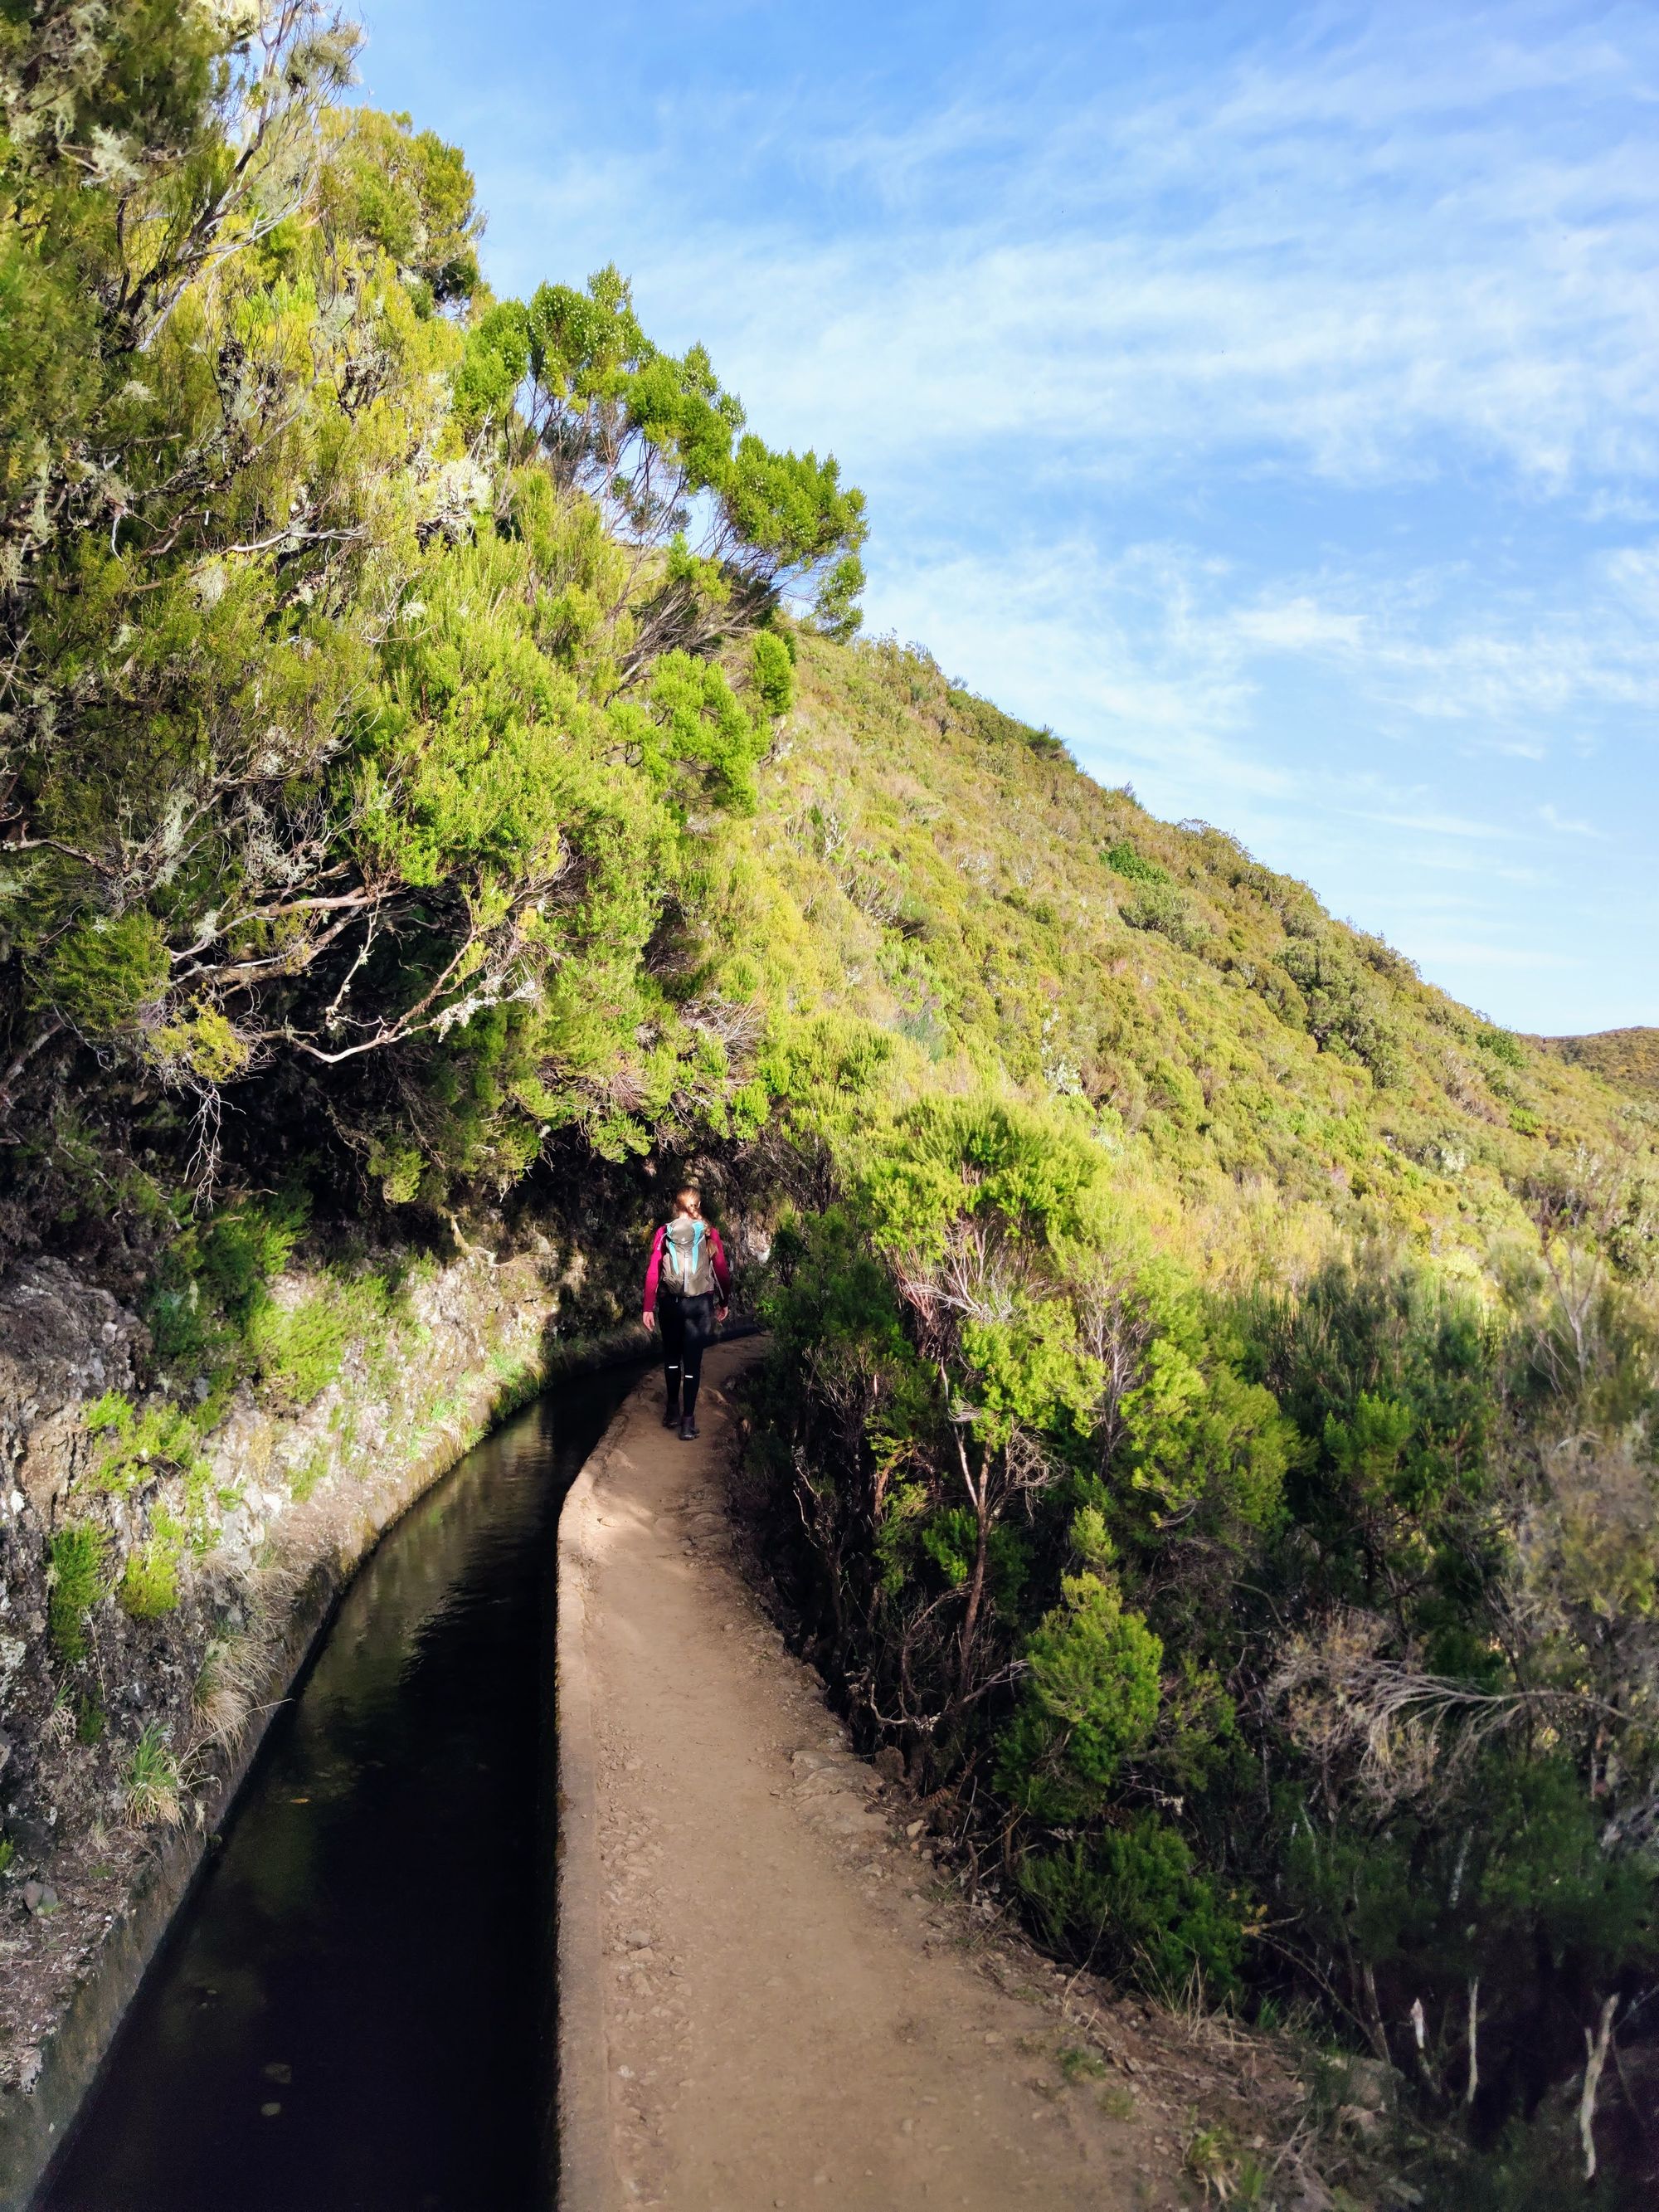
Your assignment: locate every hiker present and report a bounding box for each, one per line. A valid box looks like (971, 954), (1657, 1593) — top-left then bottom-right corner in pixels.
(643, 1185), (731, 1440)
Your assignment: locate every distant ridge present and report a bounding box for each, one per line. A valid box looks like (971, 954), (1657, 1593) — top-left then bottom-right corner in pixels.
(1540, 1026), (1659, 1098)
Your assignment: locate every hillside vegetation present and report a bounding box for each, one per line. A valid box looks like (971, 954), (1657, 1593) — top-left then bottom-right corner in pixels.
(1545, 1029), (1659, 1103)
(725, 638), (1658, 2200)
(739, 632), (1636, 1218)
(2, 7), (1656, 2205)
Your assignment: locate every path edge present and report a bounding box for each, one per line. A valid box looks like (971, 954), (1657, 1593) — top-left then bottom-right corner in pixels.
(554, 1389), (636, 2212)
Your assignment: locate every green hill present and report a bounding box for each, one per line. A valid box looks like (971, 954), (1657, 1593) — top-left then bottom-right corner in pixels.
(1543, 1026), (1659, 1100)
(729, 630), (1633, 1248)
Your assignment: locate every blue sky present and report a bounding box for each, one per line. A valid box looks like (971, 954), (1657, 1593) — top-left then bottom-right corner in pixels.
(357, 0), (1657, 1035)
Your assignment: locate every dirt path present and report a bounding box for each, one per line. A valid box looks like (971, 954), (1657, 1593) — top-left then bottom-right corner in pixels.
(557, 1342), (1189, 2211)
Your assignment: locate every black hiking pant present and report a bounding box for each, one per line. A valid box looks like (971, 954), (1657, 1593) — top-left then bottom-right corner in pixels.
(659, 1290), (716, 1420)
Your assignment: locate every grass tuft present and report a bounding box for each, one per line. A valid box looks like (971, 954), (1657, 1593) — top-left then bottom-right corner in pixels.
(124, 1722), (184, 1828)
(47, 1524), (109, 1662)
(118, 1512), (184, 1619)
(1058, 2044), (1108, 2082)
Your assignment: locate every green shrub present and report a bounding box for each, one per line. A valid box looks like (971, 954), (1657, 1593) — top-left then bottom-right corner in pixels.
(1274, 937), (1400, 1084)
(752, 628), (797, 716)
(118, 1515), (183, 1620)
(1058, 2045), (1107, 2082)
(1477, 1025), (1526, 1070)
(47, 1524), (109, 1662)
(145, 1193), (313, 1370)
(1018, 1818), (1245, 1995)
(1104, 839), (1170, 885)
(85, 1395), (211, 1506)
(366, 1138), (423, 1206)
(37, 912), (168, 1040)
(1120, 879), (1209, 951)
(246, 1290), (353, 1406)
(153, 1006), (250, 1082)
(997, 1574), (1163, 1820)
(246, 1268), (395, 1408)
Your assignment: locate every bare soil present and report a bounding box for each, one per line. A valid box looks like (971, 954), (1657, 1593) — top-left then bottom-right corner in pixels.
(572, 1342), (1315, 2210)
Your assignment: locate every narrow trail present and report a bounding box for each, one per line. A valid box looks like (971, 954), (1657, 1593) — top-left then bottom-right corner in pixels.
(557, 1341), (1175, 2211)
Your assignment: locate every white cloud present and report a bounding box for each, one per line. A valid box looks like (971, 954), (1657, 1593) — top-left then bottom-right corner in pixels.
(1406, 939), (1584, 972)
(1230, 598), (1370, 652)
(1361, 811), (1519, 841)
(496, 6), (1659, 499)
(1584, 490), (1659, 524)
(1537, 801), (1608, 837)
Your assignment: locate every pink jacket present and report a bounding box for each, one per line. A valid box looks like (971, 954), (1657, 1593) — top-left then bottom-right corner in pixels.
(643, 1220), (731, 1314)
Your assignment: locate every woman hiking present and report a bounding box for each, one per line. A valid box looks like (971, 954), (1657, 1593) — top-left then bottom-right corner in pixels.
(642, 1185), (731, 1440)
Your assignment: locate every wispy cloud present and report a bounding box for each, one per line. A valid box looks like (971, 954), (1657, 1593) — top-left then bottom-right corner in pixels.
(504, 5), (1659, 497)
(871, 529), (1658, 797)
(1408, 941), (1584, 972)
(1538, 801), (1608, 837)
(1362, 812), (1518, 841)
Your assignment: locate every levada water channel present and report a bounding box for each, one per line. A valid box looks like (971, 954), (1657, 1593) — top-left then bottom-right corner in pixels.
(36, 1361), (644, 2212)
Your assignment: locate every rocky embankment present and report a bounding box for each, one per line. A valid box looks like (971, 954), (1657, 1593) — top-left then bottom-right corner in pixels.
(0, 1233), (628, 2201)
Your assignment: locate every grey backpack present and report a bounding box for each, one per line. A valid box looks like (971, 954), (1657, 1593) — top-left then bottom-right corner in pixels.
(660, 1217), (717, 1297)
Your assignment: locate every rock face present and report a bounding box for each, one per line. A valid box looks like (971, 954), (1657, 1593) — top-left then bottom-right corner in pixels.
(0, 1262), (151, 1882)
(0, 1227), (645, 2197)
(1, 1259), (147, 1523)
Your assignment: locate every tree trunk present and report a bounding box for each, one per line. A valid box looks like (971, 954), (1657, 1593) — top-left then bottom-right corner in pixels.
(1579, 1994), (1618, 2182)
(957, 1495), (989, 1695)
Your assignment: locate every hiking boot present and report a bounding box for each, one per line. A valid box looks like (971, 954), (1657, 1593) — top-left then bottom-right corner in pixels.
(662, 1401), (680, 1428)
(679, 1413), (698, 1441)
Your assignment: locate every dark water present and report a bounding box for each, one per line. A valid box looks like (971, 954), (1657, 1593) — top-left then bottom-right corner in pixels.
(39, 1364), (642, 2212)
